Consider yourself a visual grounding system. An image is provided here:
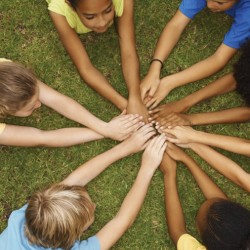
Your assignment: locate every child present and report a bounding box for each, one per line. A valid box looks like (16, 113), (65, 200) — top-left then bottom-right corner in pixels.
(46, 0), (148, 120)
(0, 125), (167, 249)
(160, 144), (250, 249)
(141, 0), (250, 109)
(149, 40), (250, 127)
(0, 59), (143, 147)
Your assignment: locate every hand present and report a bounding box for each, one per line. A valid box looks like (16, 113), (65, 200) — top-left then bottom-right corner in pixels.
(122, 124), (157, 154)
(148, 99), (190, 124)
(126, 98), (149, 123)
(155, 113), (191, 132)
(166, 143), (189, 162)
(159, 153), (177, 175)
(106, 111), (144, 141)
(161, 126), (196, 145)
(141, 134), (167, 172)
(145, 76), (174, 109)
(140, 73), (161, 103)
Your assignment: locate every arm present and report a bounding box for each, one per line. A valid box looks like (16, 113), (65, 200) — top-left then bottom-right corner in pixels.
(146, 44), (237, 108)
(157, 106), (250, 128)
(190, 143), (250, 192)
(49, 11), (127, 110)
(141, 10), (190, 101)
(61, 124), (156, 186)
(149, 73), (236, 122)
(0, 125), (103, 147)
(96, 134), (167, 250)
(38, 81), (142, 141)
(164, 126), (250, 156)
(117, 0), (148, 121)
(160, 153), (186, 245)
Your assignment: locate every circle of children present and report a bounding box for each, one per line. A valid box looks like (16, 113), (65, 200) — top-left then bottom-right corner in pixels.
(0, 0), (250, 249)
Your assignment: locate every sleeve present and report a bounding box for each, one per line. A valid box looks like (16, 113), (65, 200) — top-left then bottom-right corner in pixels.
(113, 0), (124, 17)
(179, 0), (206, 19)
(0, 123), (6, 135)
(177, 234), (206, 250)
(72, 236), (100, 250)
(223, 3), (250, 49)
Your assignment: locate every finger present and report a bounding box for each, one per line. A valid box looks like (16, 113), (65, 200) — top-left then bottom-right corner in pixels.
(123, 115), (143, 127)
(148, 86), (158, 98)
(120, 109), (126, 115)
(126, 121), (145, 133)
(148, 98), (161, 109)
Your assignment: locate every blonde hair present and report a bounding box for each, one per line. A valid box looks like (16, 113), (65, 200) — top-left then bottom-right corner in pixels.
(0, 61), (37, 118)
(25, 184), (95, 250)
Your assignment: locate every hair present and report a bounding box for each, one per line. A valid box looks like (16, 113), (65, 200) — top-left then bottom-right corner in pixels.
(201, 199), (250, 250)
(25, 184), (95, 250)
(234, 40), (250, 106)
(0, 61), (37, 118)
(67, 0), (80, 10)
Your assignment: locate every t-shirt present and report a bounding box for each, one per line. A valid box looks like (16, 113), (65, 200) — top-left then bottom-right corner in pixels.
(46, 0), (124, 34)
(177, 234), (206, 250)
(179, 0), (250, 48)
(0, 205), (100, 250)
(0, 58), (11, 63)
(0, 123), (6, 135)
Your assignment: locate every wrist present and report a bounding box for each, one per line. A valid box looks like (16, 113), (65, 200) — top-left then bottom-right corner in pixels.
(150, 58), (164, 69)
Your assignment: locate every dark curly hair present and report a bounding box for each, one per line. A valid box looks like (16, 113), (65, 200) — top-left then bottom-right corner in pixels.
(234, 40), (250, 106)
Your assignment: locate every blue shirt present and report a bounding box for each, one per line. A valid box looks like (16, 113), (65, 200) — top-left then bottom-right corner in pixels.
(0, 205), (100, 250)
(179, 0), (250, 48)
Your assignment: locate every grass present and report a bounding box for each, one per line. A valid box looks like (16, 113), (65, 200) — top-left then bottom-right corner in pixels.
(0, 0), (249, 249)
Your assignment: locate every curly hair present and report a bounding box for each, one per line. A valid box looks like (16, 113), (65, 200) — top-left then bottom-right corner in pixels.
(234, 40), (250, 106)
(201, 199), (250, 250)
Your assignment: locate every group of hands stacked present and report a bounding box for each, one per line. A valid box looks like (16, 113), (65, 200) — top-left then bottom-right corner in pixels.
(105, 107), (195, 175)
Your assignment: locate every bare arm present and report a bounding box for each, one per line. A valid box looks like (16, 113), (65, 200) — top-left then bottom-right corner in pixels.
(164, 126), (250, 156)
(96, 135), (167, 250)
(190, 143), (250, 192)
(61, 124), (156, 187)
(0, 125), (103, 147)
(38, 81), (142, 141)
(117, 0), (148, 120)
(141, 10), (190, 101)
(49, 11), (127, 110)
(160, 153), (186, 245)
(146, 44), (237, 108)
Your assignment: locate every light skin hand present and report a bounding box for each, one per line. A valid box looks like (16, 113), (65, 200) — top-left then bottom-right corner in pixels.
(145, 76), (174, 109)
(104, 111), (144, 141)
(141, 134), (167, 172)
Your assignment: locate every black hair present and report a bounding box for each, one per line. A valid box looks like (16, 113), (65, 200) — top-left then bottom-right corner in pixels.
(234, 40), (250, 106)
(67, 0), (78, 10)
(201, 200), (250, 250)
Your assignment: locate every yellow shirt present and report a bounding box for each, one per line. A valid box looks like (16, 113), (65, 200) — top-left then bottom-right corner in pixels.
(0, 58), (11, 63)
(0, 123), (6, 135)
(177, 234), (206, 250)
(46, 0), (124, 34)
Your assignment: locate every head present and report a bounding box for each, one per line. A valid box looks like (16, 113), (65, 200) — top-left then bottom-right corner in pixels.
(25, 184), (96, 249)
(196, 198), (250, 250)
(206, 0), (238, 12)
(234, 40), (250, 106)
(0, 61), (41, 118)
(68, 0), (115, 33)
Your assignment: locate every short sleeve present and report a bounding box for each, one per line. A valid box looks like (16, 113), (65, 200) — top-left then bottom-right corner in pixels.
(113, 0), (124, 17)
(179, 0), (206, 19)
(0, 58), (11, 63)
(223, 1), (250, 49)
(0, 123), (6, 135)
(177, 234), (206, 250)
(72, 235), (100, 250)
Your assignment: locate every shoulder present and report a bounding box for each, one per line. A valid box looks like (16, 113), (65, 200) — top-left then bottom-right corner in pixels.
(72, 235), (100, 250)
(114, 0), (125, 17)
(179, 0), (206, 19)
(177, 234), (206, 250)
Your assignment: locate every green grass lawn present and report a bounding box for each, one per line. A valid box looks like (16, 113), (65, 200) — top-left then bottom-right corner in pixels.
(0, 0), (249, 249)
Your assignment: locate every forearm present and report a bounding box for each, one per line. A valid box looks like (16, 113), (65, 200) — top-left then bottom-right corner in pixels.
(190, 143), (250, 192)
(188, 107), (250, 126)
(62, 142), (132, 186)
(163, 172), (186, 245)
(0, 126), (103, 147)
(182, 73), (236, 109)
(182, 156), (226, 199)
